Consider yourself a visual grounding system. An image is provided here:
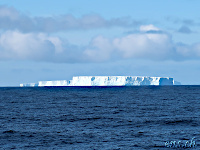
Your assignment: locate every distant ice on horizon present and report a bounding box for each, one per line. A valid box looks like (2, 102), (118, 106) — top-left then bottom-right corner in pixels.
(20, 76), (179, 87)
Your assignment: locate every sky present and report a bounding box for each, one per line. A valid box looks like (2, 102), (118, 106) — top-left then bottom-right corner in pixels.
(0, 0), (200, 86)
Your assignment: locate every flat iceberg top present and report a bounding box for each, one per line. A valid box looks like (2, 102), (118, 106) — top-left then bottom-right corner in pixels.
(20, 76), (175, 87)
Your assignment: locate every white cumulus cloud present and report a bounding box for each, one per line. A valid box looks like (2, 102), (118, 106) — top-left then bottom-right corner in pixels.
(0, 25), (200, 63)
(139, 24), (160, 32)
(0, 31), (57, 61)
(84, 27), (174, 61)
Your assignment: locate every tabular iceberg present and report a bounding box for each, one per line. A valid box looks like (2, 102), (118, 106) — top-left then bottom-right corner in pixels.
(20, 76), (176, 87)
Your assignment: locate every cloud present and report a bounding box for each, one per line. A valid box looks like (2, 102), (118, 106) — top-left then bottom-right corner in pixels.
(176, 42), (200, 59)
(83, 36), (114, 62)
(139, 24), (160, 32)
(0, 30), (88, 63)
(0, 31), (56, 61)
(83, 25), (200, 62)
(0, 5), (141, 33)
(113, 33), (173, 60)
(84, 26), (175, 62)
(165, 17), (196, 26)
(177, 25), (192, 34)
(0, 25), (200, 63)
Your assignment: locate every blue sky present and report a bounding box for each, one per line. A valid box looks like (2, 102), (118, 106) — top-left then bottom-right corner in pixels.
(0, 0), (200, 86)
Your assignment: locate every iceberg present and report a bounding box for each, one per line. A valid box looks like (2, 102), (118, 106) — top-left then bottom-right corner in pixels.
(20, 83), (38, 87)
(20, 76), (177, 87)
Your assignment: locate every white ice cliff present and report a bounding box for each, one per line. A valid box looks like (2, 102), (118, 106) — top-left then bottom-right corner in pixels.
(20, 76), (176, 87)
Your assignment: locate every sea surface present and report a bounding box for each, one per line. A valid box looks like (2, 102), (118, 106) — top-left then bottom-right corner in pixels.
(0, 86), (200, 150)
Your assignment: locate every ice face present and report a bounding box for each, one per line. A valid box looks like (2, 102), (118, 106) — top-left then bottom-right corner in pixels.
(69, 76), (174, 86)
(38, 80), (68, 86)
(20, 76), (175, 87)
(20, 83), (39, 87)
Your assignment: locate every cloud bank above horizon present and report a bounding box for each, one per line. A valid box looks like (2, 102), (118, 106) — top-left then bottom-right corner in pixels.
(0, 5), (200, 63)
(0, 6), (141, 32)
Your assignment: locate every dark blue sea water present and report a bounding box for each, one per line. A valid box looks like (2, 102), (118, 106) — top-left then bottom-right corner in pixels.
(0, 86), (200, 150)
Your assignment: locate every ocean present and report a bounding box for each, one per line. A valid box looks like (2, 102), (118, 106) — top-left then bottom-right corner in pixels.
(0, 86), (199, 149)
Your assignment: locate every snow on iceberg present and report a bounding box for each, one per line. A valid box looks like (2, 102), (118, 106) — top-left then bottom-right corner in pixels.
(20, 76), (176, 87)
